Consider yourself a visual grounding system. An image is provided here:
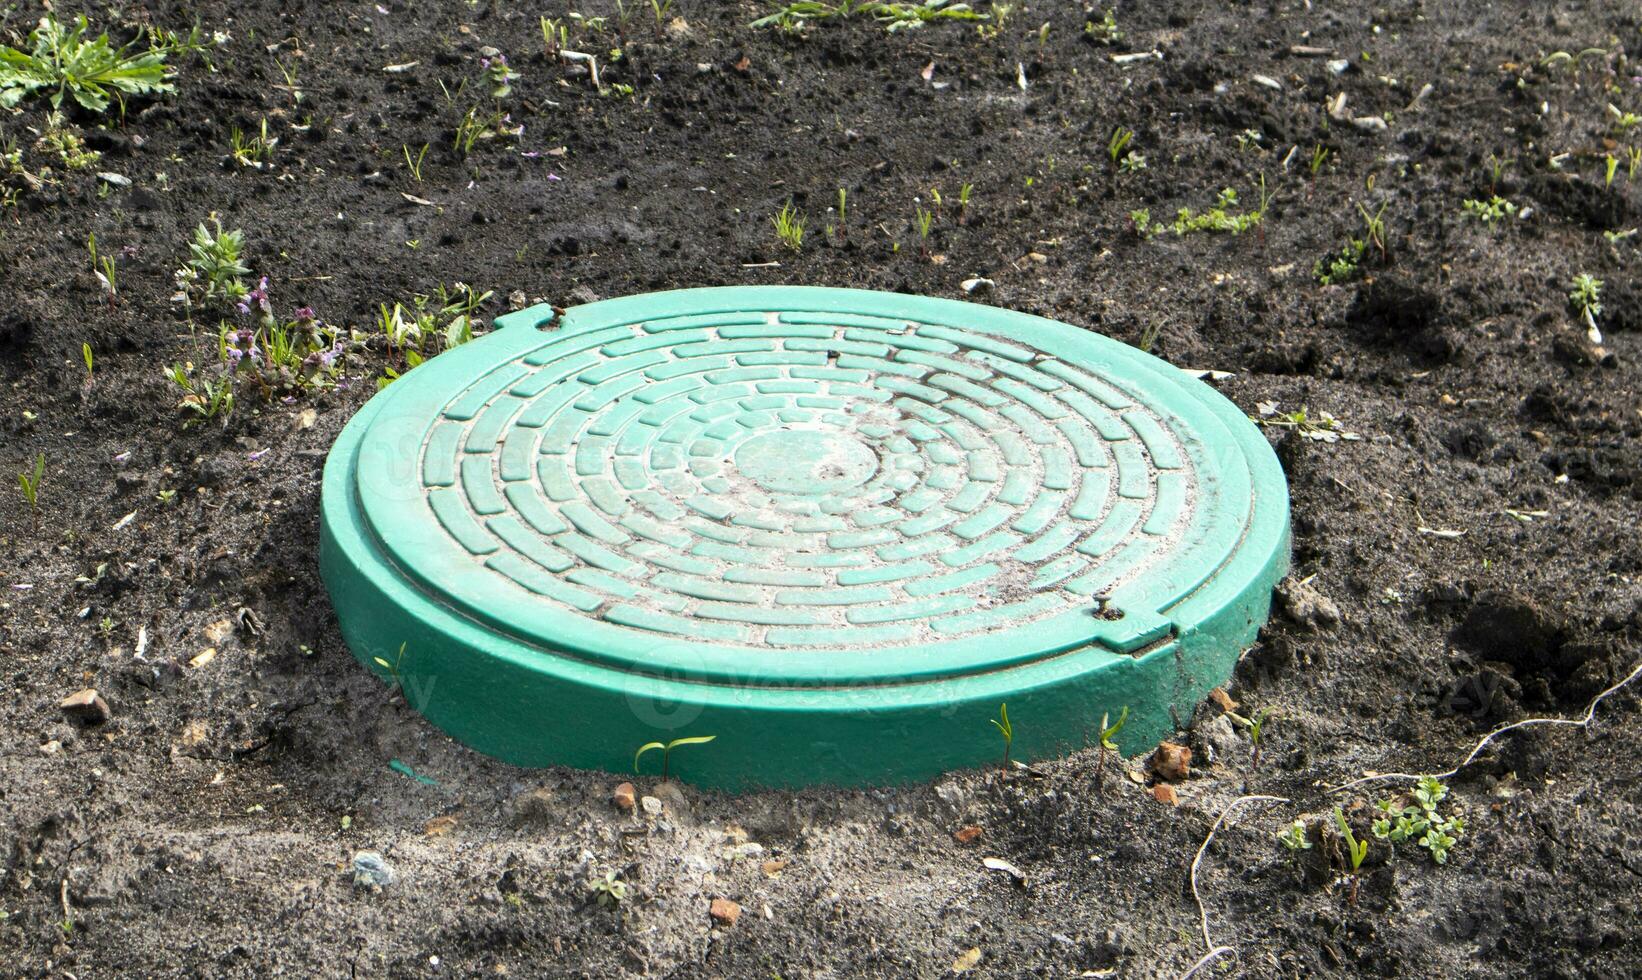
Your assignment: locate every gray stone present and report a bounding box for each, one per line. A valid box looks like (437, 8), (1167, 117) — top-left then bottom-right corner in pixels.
(351, 851), (395, 890)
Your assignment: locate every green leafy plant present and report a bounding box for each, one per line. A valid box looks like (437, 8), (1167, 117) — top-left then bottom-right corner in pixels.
(1094, 705), (1127, 790)
(453, 106), (509, 158)
(956, 182), (973, 225)
(1314, 202), (1388, 285)
(0, 15), (174, 112)
(1461, 195), (1516, 223)
(772, 201), (806, 252)
(1085, 10), (1121, 44)
(1605, 154), (1620, 187)
(1277, 818), (1312, 855)
(634, 735), (717, 779)
(1251, 402), (1360, 443)
(481, 53), (518, 99)
(751, 1), (986, 33)
(590, 870), (628, 907)
(1609, 103), (1641, 134)
(540, 17), (569, 57)
(229, 118), (277, 169)
(913, 202), (934, 257)
(372, 282), (493, 387)
(17, 452), (44, 514)
(1128, 208), (1162, 239)
(82, 342), (94, 376)
(1107, 126), (1135, 166)
(1335, 808), (1368, 871)
(990, 702), (1013, 772)
(1569, 273), (1603, 340)
(165, 364), (235, 425)
(1372, 776), (1465, 864)
(40, 112), (100, 169)
(173, 217), (251, 312)
(1170, 180), (1269, 236)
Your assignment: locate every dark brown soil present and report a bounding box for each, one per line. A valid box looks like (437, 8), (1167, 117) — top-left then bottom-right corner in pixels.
(3, 2), (1641, 977)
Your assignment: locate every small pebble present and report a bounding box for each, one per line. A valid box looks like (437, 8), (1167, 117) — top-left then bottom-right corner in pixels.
(709, 897), (741, 926)
(1150, 742), (1192, 782)
(60, 688), (110, 725)
(352, 851), (395, 890)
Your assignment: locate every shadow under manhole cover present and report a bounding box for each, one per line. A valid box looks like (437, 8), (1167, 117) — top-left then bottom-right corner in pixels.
(320, 286), (1289, 788)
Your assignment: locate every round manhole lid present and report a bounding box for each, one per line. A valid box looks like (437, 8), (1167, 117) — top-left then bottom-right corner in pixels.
(322, 287), (1289, 786)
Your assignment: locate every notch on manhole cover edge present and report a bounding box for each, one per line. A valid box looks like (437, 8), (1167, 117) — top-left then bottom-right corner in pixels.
(319, 286), (1289, 789)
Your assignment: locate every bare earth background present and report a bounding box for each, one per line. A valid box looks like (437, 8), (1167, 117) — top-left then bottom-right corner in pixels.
(2, 1), (1641, 977)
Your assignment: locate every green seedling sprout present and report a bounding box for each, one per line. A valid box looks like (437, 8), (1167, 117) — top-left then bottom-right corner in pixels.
(990, 702), (1013, 772)
(373, 641), (407, 694)
(1570, 273), (1603, 343)
(1605, 154), (1620, 187)
(772, 201), (806, 252)
(590, 869), (628, 907)
(1277, 819), (1311, 854)
(634, 735), (717, 779)
(1308, 143), (1331, 176)
(1085, 9), (1120, 44)
(956, 182), (973, 224)
(82, 342), (93, 376)
(1227, 706), (1274, 783)
(835, 187), (847, 239)
(403, 143), (429, 181)
(17, 452), (44, 515)
(1461, 195), (1516, 223)
(1333, 807), (1368, 904)
(913, 202), (934, 257)
(1107, 125), (1134, 166)
(1095, 705), (1128, 790)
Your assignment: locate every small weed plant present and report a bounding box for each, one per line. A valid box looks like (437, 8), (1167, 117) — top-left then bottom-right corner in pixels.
(229, 118), (277, 169)
(1461, 195), (1516, 224)
(1094, 705), (1127, 790)
(1085, 10), (1121, 45)
(1170, 180), (1269, 236)
(481, 53), (518, 99)
(17, 453), (44, 514)
(0, 15), (173, 112)
(590, 870), (628, 907)
(1252, 402), (1360, 443)
(373, 283), (493, 386)
(1314, 202), (1388, 285)
(772, 201), (806, 252)
(990, 702), (1013, 772)
(633, 735), (716, 779)
(752, 1), (986, 33)
(1568, 273), (1602, 332)
(173, 217), (250, 312)
(1372, 776), (1465, 864)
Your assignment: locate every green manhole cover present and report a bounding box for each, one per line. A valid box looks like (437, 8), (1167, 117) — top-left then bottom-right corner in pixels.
(320, 286), (1289, 788)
